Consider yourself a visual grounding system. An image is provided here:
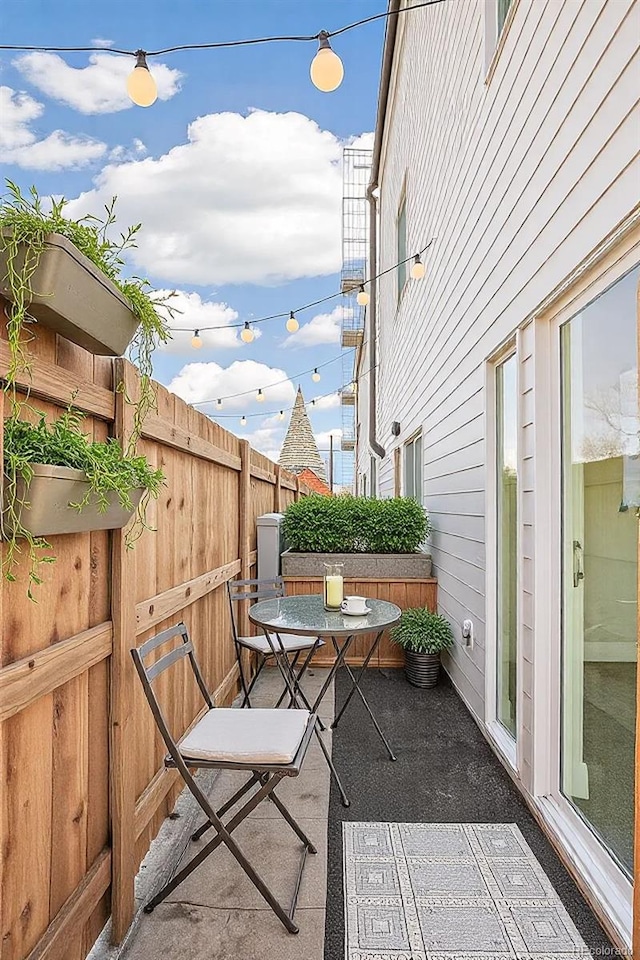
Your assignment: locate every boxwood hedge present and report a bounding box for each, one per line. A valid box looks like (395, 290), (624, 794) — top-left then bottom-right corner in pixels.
(282, 495), (429, 554)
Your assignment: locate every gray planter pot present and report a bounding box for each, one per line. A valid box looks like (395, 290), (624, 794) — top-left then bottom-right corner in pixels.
(2, 464), (142, 538)
(404, 650), (441, 688)
(0, 231), (139, 356)
(281, 550), (432, 579)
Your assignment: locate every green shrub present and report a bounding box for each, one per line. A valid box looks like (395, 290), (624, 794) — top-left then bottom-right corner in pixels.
(391, 607), (454, 654)
(282, 495), (429, 554)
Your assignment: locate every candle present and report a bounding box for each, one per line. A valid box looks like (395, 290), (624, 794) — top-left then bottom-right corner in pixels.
(325, 574), (343, 609)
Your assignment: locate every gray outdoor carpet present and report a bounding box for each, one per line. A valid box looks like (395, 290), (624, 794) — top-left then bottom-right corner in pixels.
(323, 668), (615, 960)
(343, 821), (589, 958)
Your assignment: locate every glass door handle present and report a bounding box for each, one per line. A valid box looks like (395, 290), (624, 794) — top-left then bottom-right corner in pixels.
(573, 540), (584, 587)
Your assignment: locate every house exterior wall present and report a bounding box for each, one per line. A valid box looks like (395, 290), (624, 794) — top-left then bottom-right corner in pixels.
(367, 0), (639, 724)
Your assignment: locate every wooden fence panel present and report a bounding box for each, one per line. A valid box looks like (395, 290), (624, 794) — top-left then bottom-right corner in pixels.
(0, 318), (304, 960)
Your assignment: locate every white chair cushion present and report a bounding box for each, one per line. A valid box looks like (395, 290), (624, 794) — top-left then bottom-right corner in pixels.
(178, 708), (311, 765)
(238, 632), (323, 654)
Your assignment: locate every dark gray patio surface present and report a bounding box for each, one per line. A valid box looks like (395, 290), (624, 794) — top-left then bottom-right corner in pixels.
(324, 667), (615, 959)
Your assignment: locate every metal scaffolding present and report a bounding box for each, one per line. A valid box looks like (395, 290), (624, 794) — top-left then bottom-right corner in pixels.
(340, 146), (372, 488)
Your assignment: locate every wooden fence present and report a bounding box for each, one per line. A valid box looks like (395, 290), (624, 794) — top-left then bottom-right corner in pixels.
(0, 322), (307, 960)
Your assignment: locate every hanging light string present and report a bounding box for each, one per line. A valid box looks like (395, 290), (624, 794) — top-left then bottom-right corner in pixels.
(195, 352), (345, 407)
(0, 2), (447, 58)
(211, 376), (360, 421)
(176, 240), (433, 340)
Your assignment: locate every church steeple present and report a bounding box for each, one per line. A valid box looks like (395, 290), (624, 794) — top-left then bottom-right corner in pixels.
(278, 386), (326, 481)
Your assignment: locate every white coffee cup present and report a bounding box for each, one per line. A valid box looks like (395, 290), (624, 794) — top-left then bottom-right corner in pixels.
(341, 595), (368, 615)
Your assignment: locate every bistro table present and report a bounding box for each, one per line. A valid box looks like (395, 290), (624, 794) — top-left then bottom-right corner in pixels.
(248, 594), (402, 807)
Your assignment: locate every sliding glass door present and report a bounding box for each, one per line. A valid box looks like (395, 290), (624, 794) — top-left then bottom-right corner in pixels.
(560, 265), (639, 874)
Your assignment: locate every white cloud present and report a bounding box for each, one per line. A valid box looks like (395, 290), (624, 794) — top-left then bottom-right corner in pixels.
(109, 138), (147, 162)
(65, 110), (344, 286)
(91, 38), (115, 48)
(168, 359), (296, 411)
(154, 289), (244, 354)
(284, 303), (349, 348)
(14, 52), (182, 115)
(0, 85), (106, 170)
(316, 427), (343, 447)
(310, 393), (340, 411)
(348, 131), (375, 151)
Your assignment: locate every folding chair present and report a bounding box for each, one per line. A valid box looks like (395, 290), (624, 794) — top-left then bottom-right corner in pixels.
(227, 576), (324, 714)
(131, 622), (318, 933)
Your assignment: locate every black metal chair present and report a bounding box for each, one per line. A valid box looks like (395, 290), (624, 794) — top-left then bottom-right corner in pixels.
(131, 622), (318, 933)
(227, 576), (324, 713)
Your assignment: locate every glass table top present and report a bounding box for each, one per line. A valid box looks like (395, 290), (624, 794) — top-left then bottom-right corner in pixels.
(248, 594), (402, 637)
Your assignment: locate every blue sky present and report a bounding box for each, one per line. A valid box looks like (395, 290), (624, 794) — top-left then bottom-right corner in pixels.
(1, 0), (385, 481)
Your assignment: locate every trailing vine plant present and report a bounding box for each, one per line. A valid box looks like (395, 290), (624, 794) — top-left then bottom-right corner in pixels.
(0, 180), (174, 593)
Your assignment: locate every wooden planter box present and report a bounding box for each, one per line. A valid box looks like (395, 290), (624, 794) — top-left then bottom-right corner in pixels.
(281, 549), (432, 579)
(0, 231), (139, 356)
(2, 463), (142, 537)
(283, 574), (437, 667)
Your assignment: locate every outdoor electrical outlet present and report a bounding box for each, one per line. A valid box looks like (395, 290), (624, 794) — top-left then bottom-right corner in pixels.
(462, 619), (474, 647)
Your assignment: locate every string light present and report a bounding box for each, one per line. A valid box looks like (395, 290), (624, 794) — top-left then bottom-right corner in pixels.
(257, 388), (265, 402)
(286, 311), (299, 333)
(240, 321), (254, 343)
(126, 50), (158, 106)
(410, 254), (425, 280)
(310, 31), (344, 92)
(278, 410), (285, 420)
(217, 398), (223, 408)
(2, 4), (448, 106)
(191, 329), (202, 349)
(312, 368), (321, 382)
(356, 285), (369, 306)
(166, 241), (433, 336)
(240, 415), (247, 426)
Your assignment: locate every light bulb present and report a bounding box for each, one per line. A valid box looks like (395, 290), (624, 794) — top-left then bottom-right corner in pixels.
(311, 399), (316, 406)
(312, 368), (321, 382)
(310, 31), (344, 92)
(216, 398), (223, 408)
(410, 255), (425, 280)
(286, 311), (299, 333)
(127, 50), (158, 107)
(278, 410), (285, 421)
(191, 329), (202, 349)
(240, 415), (247, 426)
(240, 321), (254, 343)
(356, 285), (369, 306)
(350, 381), (357, 392)
(257, 388), (265, 402)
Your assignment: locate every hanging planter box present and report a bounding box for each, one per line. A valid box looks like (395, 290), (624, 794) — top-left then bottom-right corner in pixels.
(2, 464), (142, 538)
(0, 231), (139, 356)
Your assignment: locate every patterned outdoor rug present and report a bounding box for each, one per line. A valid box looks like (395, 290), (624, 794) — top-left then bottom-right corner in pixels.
(343, 822), (590, 959)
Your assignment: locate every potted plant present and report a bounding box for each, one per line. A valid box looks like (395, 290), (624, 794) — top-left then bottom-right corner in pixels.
(2, 407), (164, 599)
(391, 607), (454, 688)
(281, 495), (432, 578)
(0, 180), (173, 430)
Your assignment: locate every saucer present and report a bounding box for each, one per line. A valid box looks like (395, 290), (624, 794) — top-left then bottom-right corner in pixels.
(342, 606), (370, 617)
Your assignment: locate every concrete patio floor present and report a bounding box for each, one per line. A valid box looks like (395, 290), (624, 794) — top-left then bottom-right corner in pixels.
(118, 667), (334, 960)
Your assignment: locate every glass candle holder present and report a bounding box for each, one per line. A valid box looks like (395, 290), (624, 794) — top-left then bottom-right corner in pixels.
(323, 562), (344, 611)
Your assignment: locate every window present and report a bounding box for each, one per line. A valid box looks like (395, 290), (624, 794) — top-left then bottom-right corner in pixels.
(403, 433), (422, 501)
(497, 0), (513, 35)
(496, 353), (518, 740)
(397, 196), (407, 302)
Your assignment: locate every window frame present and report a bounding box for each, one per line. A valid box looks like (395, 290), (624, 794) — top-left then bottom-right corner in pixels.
(396, 190), (408, 305)
(403, 431), (422, 502)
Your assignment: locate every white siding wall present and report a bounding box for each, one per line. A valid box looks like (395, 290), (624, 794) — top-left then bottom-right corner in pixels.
(372, 0), (640, 720)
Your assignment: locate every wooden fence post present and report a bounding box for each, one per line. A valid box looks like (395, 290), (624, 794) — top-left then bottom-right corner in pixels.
(274, 464), (282, 513)
(110, 359), (138, 943)
(294, 474), (301, 502)
(239, 441), (252, 645)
